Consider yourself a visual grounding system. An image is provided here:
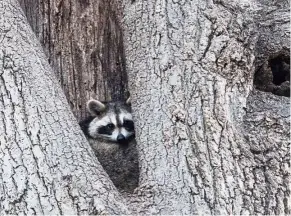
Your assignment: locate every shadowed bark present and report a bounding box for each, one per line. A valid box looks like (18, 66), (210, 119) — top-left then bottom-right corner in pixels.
(17, 0), (139, 193)
(18, 0), (128, 121)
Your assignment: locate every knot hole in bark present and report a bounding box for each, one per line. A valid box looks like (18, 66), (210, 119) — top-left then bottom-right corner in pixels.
(254, 51), (290, 97)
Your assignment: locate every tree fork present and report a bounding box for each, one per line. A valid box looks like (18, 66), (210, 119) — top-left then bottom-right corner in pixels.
(1, 0), (289, 215)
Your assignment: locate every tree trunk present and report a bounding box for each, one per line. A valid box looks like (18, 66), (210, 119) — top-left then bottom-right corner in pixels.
(18, 0), (128, 121)
(0, 0), (128, 214)
(122, 0), (290, 215)
(1, 0), (289, 215)
(17, 0), (139, 194)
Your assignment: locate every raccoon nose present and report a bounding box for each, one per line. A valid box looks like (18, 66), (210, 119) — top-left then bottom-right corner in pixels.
(117, 134), (126, 144)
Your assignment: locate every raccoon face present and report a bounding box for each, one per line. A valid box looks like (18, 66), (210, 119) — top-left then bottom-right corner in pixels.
(84, 98), (135, 144)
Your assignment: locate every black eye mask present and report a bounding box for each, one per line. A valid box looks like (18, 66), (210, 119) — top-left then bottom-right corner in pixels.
(98, 124), (115, 135)
(123, 120), (134, 131)
(106, 123), (115, 130)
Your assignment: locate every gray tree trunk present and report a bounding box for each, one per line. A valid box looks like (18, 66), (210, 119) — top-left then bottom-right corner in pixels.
(122, 0), (290, 215)
(0, 0), (289, 215)
(0, 0), (128, 214)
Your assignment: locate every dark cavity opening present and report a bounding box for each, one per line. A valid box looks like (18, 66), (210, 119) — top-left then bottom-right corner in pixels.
(254, 51), (290, 97)
(269, 55), (290, 85)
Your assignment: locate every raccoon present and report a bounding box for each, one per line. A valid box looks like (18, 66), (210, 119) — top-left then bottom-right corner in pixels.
(79, 98), (135, 144)
(79, 98), (138, 192)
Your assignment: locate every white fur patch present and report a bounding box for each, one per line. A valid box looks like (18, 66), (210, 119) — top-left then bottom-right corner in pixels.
(88, 115), (111, 138)
(88, 109), (133, 142)
(120, 127), (134, 139)
(109, 114), (117, 126)
(110, 129), (120, 141)
(118, 112), (132, 124)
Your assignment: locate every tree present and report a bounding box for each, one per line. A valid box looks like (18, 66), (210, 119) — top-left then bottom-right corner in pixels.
(18, 0), (128, 121)
(121, 0), (290, 214)
(1, 0), (290, 215)
(0, 0), (128, 214)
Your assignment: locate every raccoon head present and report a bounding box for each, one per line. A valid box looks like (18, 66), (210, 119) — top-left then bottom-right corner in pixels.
(81, 98), (135, 144)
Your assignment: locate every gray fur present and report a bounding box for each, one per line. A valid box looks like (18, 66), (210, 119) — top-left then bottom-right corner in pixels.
(79, 99), (139, 192)
(80, 99), (134, 142)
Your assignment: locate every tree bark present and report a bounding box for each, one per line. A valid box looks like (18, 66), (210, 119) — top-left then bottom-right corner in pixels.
(18, 0), (128, 121)
(0, 0), (128, 214)
(122, 0), (290, 215)
(1, 0), (289, 215)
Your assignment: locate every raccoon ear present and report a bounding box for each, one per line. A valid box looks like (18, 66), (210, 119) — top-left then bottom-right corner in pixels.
(126, 97), (131, 105)
(87, 100), (106, 116)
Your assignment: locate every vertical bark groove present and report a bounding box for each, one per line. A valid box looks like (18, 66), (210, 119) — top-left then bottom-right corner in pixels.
(18, 0), (128, 120)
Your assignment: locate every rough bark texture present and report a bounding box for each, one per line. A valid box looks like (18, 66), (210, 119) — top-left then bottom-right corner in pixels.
(243, 90), (290, 214)
(0, 0), (128, 214)
(18, 0), (139, 194)
(122, 0), (290, 215)
(1, 0), (290, 215)
(18, 0), (128, 121)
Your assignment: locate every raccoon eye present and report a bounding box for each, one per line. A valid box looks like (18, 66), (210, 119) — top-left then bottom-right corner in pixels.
(123, 120), (134, 131)
(106, 123), (115, 130)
